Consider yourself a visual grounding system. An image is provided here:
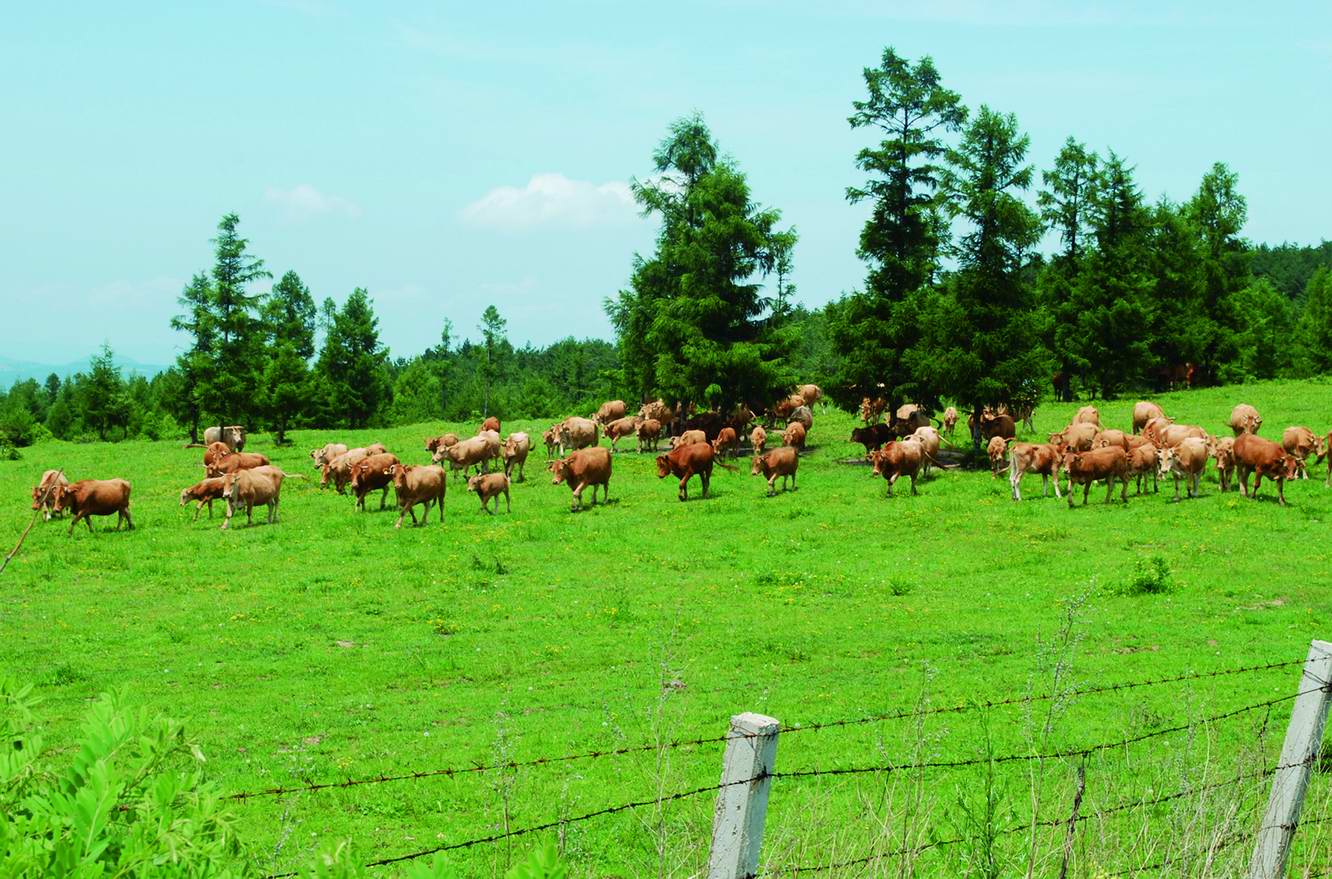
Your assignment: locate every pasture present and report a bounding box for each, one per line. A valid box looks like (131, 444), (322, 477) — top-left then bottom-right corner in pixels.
(5, 380), (1332, 877)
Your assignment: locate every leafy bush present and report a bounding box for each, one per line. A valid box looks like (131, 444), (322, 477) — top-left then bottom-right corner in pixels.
(0, 402), (38, 447)
(1122, 555), (1176, 595)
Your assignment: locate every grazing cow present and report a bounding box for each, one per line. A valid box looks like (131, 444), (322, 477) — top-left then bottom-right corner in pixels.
(850, 423), (894, 457)
(389, 464), (447, 528)
(638, 399), (674, 424)
(910, 426), (942, 477)
(425, 434), (459, 455)
(1157, 437), (1209, 501)
(750, 425), (767, 456)
(672, 429), (708, 449)
(783, 421), (807, 450)
(1061, 446), (1129, 507)
(1073, 406), (1100, 427)
(501, 432), (531, 481)
(798, 384), (822, 407)
(221, 466), (299, 530)
(1132, 402), (1165, 434)
(203, 441), (232, 470)
(979, 413), (1016, 443)
(53, 479), (133, 535)
(1013, 402), (1036, 434)
(1007, 442), (1062, 501)
(542, 426), (560, 459)
(712, 426), (740, 458)
(349, 453), (401, 511)
(604, 416), (640, 453)
(637, 418), (663, 453)
(593, 400), (627, 426)
(1233, 433), (1296, 505)
(480, 416), (500, 434)
(1141, 416), (1175, 446)
(752, 446), (798, 496)
(206, 451), (272, 478)
(31, 469), (69, 521)
(1154, 423), (1209, 448)
(311, 443), (349, 469)
(179, 476), (228, 521)
(1281, 426), (1324, 480)
(987, 436), (1008, 478)
(467, 472), (511, 515)
(1092, 429), (1130, 452)
(557, 417), (599, 456)
(437, 435), (493, 479)
(1126, 442), (1159, 495)
(1049, 422), (1101, 453)
(1211, 436), (1236, 492)
(203, 425), (245, 451)
(870, 440), (923, 497)
(787, 405), (813, 431)
(893, 404), (930, 437)
(550, 446), (613, 511)
(1229, 404), (1262, 436)
(656, 442), (722, 501)
(774, 394), (805, 420)
(322, 446), (384, 493)
(941, 406), (958, 437)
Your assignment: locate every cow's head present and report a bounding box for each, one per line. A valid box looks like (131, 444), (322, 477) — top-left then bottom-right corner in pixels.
(467, 474), (484, 493)
(751, 455), (766, 476)
(549, 458), (570, 485)
(221, 473), (238, 501)
(1155, 446), (1176, 477)
(179, 487), (192, 506)
(1279, 453), (1299, 480)
(30, 484), (45, 510)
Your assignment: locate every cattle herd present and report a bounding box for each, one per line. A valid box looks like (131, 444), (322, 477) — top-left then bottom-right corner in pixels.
(22, 386), (1332, 534)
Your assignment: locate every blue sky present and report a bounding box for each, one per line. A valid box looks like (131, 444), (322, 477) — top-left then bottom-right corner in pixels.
(2, 2), (1329, 366)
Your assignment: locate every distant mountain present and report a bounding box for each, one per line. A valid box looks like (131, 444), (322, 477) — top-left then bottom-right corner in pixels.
(0, 355), (169, 388)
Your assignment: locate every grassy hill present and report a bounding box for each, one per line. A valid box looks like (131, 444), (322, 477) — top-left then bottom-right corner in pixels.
(4, 379), (1332, 876)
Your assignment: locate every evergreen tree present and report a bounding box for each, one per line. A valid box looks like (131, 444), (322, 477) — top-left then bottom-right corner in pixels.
(1294, 268), (1332, 375)
(207, 213), (270, 426)
(168, 272), (215, 442)
(261, 270), (316, 444)
(478, 305), (510, 416)
(81, 345), (129, 441)
(1145, 199), (1209, 383)
(1231, 278), (1294, 379)
(827, 48), (966, 412)
(314, 289), (391, 427)
(43, 374), (60, 407)
(1185, 163), (1250, 383)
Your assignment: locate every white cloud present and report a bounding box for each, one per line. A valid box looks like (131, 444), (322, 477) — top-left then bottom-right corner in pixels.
(460, 173), (639, 230)
(263, 184), (361, 219)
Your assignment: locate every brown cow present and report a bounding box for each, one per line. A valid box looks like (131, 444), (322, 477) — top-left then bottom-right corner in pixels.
(31, 469), (69, 521)
(1073, 405), (1100, 427)
(206, 451), (271, 478)
(987, 436), (1008, 478)
(1007, 443), (1061, 501)
(557, 417), (599, 456)
(637, 418), (663, 453)
(550, 446), (612, 511)
(221, 466), (300, 530)
(542, 426), (560, 459)
(1157, 437), (1209, 501)
(1211, 436), (1236, 492)
(390, 463), (447, 527)
(750, 425), (767, 456)
(594, 399), (627, 425)
(1326, 432), (1332, 487)
(870, 440), (923, 497)
(1049, 422), (1100, 453)
(322, 445), (385, 493)
(859, 396), (887, 424)
(349, 453), (401, 511)
(436, 435), (493, 479)
(480, 416), (501, 434)
(752, 445), (798, 496)
(311, 443), (349, 469)
(1061, 446), (1128, 507)
(1233, 433), (1296, 505)
(783, 421), (807, 450)
(467, 472), (511, 515)
(850, 423), (894, 457)
(672, 429), (708, 449)
(1132, 401), (1165, 434)
(980, 413), (1016, 442)
(712, 426), (739, 458)
(179, 476), (228, 521)
(798, 384), (822, 407)
(502, 432), (531, 481)
(203, 441), (232, 470)
(1281, 426), (1324, 480)
(52, 478), (133, 535)
(893, 404), (931, 437)
(787, 405), (814, 432)
(1229, 404), (1262, 436)
(1092, 429), (1130, 452)
(1141, 416), (1175, 445)
(941, 406), (958, 437)
(425, 434), (459, 454)
(1126, 441), (1159, 495)
(604, 416), (640, 453)
(910, 426), (942, 477)
(657, 442), (722, 501)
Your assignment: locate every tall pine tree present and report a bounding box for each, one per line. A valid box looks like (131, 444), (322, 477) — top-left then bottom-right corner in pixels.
(261, 270), (316, 444)
(314, 289), (391, 427)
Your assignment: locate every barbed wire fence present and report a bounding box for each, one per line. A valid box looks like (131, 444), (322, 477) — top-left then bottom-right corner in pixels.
(229, 643), (1332, 879)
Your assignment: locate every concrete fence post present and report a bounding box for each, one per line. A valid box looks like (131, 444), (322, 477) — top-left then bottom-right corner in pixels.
(707, 712), (780, 879)
(1249, 640), (1332, 879)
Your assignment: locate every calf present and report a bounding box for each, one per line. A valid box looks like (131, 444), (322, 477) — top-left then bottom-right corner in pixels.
(467, 472), (511, 515)
(390, 464), (447, 527)
(1233, 433), (1296, 506)
(1126, 442), (1159, 495)
(1061, 446), (1128, 507)
(1211, 436), (1236, 492)
(550, 446), (612, 511)
(481, 416), (501, 434)
(543, 426), (560, 459)
(31, 469), (69, 521)
(604, 416), (640, 452)
(206, 451), (271, 478)
(751, 446), (798, 496)
(1157, 437), (1209, 501)
(637, 418), (663, 453)
(941, 406), (958, 437)
(750, 425), (767, 456)
(1281, 426), (1324, 479)
(850, 423), (894, 457)
(221, 466), (297, 530)
(987, 436), (1008, 478)
(1007, 443), (1061, 501)
(502, 432), (531, 481)
(349, 453), (401, 511)
(425, 434), (459, 455)
(53, 478), (132, 535)
(1073, 405), (1100, 426)
(179, 476), (228, 521)
(657, 442), (724, 501)
(1132, 401), (1165, 434)
(1229, 403), (1262, 436)
(871, 440), (923, 497)
(712, 426), (739, 458)
(783, 421), (807, 450)
(310, 443), (349, 469)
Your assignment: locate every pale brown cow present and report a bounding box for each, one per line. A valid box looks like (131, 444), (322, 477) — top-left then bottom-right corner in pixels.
(179, 476), (229, 521)
(712, 426), (740, 458)
(987, 435), (1008, 478)
(311, 443), (349, 469)
(550, 446), (612, 511)
(750, 425), (767, 456)
(604, 416), (640, 453)
(637, 418), (663, 453)
(1126, 442), (1159, 495)
(31, 469), (69, 521)
(782, 421), (807, 450)
(871, 440), (923, 497)
(390, 464), (447, 527)
(1132, 401), (1165, 434)
(1234, 433), (1296, 505)
(1141, 416), (1175, 446)
(203, 441), (232, 470)
(542, 426), (560, 459)
(424, 434), (459, 455)
(1229, 404), (1262, 436)
(594, 400), (627, 426)
(467, 472), (511, 515)
(437, 435), (493, 479)
(1157, 437), (1209, 501)
(910, 426), (942, 477)
(206, 451), (271, 478)
(1092, 429), (1130, 452)
(349, 453), (401, 511)
(752, 445), (798, 496)
(941, 406), (958, 438)
(1281, 426), (1324, 480)
(557, 417), (599, 456)
(502, 432), (531, 481)
(798, 384), (822, 407)
(638, 399), (674, 424)
(53, 479), (134, 535)
(1154, 423), (1209, 448)
(1073, 406), (1100, 427)
(1007, 443), (1061, 501)
(672, 429), (708, 450)
(221, 466), (300, 530)
(1050, 422), (1100, 453)
(1211, 436), (1236, 492)
(1061, 447), (1128, 507)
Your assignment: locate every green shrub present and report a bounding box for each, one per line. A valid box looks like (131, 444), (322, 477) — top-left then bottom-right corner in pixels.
(1123, 555), (1175, 595)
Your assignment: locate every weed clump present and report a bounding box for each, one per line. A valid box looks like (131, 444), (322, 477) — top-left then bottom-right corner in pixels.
(1123, 555), (1175, 595)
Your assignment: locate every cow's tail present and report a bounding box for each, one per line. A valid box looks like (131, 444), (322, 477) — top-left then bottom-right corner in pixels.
(713, 459), (738, 473)
(277, 471), (309, 480)
(183, 443), (206, 449)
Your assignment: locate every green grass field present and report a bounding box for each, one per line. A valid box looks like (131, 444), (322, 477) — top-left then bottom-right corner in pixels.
(5, 380), (1332, 877)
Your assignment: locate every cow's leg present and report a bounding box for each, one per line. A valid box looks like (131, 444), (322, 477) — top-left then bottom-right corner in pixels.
(886, 473), (896, 498)
(246, 502), (255, 526)
(701, 469), (711, 498)
(1083, 482), (1090, 506)
(767, 475), (777, 497)
(571, 481), (586, 512)
(1253, 472), (1264, 498)
(909, 472), (918, 495)
(1277, 477), (1287, 506)
(1119, 474), (1128, 503)
(379, 486), (388, 510)
(504, 489), (511, 513)
(678, 472), (689, 502)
